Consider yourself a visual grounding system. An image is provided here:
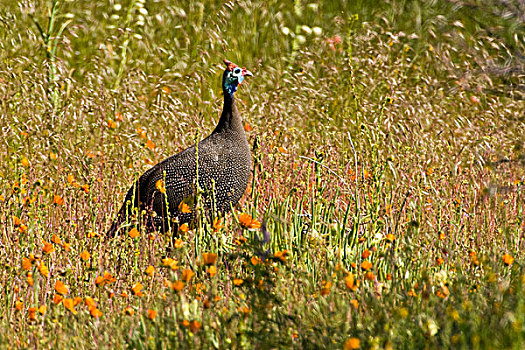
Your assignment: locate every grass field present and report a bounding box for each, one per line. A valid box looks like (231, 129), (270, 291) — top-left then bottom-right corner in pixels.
(1, 0), (524, 348)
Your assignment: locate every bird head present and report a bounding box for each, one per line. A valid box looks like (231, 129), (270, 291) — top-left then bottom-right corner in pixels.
(222, 59), (253, 96)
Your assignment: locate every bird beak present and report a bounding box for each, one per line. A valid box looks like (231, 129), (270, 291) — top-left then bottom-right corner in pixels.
(242, 69), (253, 77)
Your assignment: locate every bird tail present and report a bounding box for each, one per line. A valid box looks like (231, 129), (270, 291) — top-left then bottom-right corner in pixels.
(106, 182), (139, 238)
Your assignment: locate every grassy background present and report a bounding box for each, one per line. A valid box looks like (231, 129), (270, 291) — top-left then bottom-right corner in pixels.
(0, 0), (524, 348)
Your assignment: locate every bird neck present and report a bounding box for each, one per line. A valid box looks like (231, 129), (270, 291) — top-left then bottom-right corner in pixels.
(214, 91), (244, 134)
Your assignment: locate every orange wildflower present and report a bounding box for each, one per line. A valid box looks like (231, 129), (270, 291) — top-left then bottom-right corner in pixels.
(178, 202), (191, 213)
(136, 127), (147, 139)
(469, 251), (480, 266)
(178, 223), (189, 235)
(385, 233), (395, 243)
(103, 271), (116, 283)
(80, 250), (90, 262)
(90, 307), (103, 318)
(38, 305), (47, 315)
(361, 249), (371, 259)
(21, 257), (32, 271)
(251, 256), (261, 266)
(146, 139), (155, 150)
(234, 236), (248, 245)
(350, 299), (358, 309)
(12, 216), (21, 227)
(437, 285), (450, 298)
(42, 241), (55, 254)
(129, 227), (140, 238)
(162, 257), (179, 271)
(86, 231), (100, 238)
(171, 280), (185, 292)
(53, 195), (64, 205)
(238, 213), (261, 230)
(55, 280), (69, 295)
(63, 298), (78, 315)
(189, 320), (202, 333)
(27, 307), (37, 321)
(503, 253), (514, 266)
(320, 281), (331, 296)
(147, 309), (157, 320)
(207, 265), (217, 277)
(131, 282), (143, 296)
(27, 272), (34, 286)
(81, 184), (89, 194)
(18, 223), (28, 234)
(233, 278), (244, 286)
(344, 337), (360, 350)
(95, 276), (105, 286)
(361, 260), (372, 271)
(155, 179), (166, 194)
(345, 273), (358, 291)
(124, 307), (135, 316)
(53, 294), (63, 304)
(364, 272), (375, 281)
(212, 217), (223, 232)
(202, 252), (218, 265)
(182, 269), (195, 283)
(85, 297), (96, 309)
(15, 300), (23, 311)
(22, 196), (36, 206)
(38, 262), (49, 277)
(173, 238), (184, 249)
(145, 265), (155, 276)
(51, 234), (62, 245)
(274, 250), (289, 263)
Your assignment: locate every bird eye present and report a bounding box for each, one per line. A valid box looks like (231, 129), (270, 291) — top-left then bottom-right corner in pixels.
(233, 67), (241, 74)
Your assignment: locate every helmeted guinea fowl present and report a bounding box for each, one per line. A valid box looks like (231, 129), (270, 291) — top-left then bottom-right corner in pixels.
(107, 59), (253, 237)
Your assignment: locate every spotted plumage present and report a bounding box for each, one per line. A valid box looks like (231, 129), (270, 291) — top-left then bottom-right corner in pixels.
(107, 60), (253, 237)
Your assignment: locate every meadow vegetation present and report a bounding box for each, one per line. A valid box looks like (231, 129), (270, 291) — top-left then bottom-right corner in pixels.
(0, 0), (524, 348)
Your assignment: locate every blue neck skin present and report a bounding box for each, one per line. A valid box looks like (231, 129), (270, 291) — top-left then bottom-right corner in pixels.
(223, 73), (244, 97)
(215, 71), (244, 133)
